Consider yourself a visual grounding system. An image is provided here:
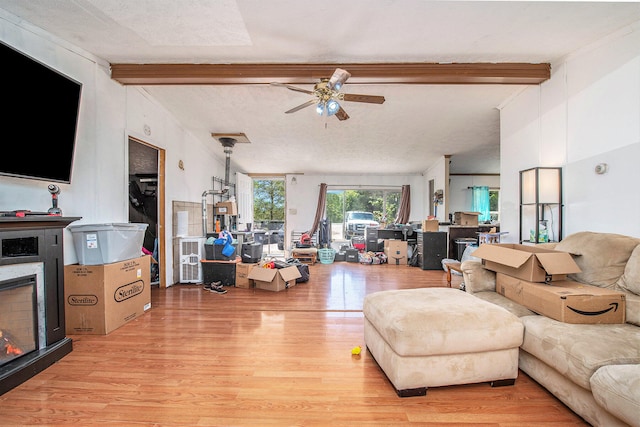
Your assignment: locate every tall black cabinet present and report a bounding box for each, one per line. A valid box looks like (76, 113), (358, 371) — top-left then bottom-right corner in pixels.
(416, 231), (447, 270)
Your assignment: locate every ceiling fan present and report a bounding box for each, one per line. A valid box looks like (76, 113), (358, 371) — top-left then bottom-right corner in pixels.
(271, 68), (385, 121)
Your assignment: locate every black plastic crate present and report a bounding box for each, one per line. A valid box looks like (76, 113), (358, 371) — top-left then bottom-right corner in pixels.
(205, 243), (237, 261)
(346, 248), (359, 263)
(201, 261), (236, 286)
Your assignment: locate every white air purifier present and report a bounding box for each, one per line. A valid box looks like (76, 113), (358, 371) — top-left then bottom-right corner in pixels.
(179, 237), (205, 283)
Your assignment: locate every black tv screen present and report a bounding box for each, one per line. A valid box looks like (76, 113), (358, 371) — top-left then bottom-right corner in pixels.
(0, 41), (82, 183)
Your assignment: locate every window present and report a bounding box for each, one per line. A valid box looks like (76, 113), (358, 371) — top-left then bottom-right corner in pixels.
(326, 189), (401, 240)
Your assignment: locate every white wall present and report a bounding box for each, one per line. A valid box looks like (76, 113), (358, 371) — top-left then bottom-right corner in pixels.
(500, 21), (640, 241)
(0, 16), (229, 285)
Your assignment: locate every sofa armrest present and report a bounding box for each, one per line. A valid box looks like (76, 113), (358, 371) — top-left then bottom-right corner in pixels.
(461, 260), (496, 293)
(590, 364), (640, 427)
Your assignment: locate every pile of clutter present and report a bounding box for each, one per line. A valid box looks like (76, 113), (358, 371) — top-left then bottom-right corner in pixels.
(257, 257), (310, 283)
(359, 251), (388, 265)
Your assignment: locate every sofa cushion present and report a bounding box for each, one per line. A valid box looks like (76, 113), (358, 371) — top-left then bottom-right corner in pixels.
(555, 232), (640, 288)
(618, 244), (640, 296)
(624, 293), (640, 327)
(472, 291), (537, 318)
(520, 315), (640, 390)
(590, 364), (640, 427)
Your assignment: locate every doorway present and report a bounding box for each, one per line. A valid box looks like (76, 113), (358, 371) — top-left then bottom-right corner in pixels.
(128, 137), (166, 287)
(252, 177), (285, 257)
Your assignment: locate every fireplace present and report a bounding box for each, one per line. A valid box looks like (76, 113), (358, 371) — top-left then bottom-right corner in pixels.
(0, 266), (45, 369)
(0, 216), (79, 395)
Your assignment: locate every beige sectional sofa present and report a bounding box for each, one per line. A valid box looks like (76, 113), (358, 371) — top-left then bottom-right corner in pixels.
(461, 231), (640, 427)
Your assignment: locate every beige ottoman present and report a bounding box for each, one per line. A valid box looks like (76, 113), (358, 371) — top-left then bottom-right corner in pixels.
(363, 288), (524, 397)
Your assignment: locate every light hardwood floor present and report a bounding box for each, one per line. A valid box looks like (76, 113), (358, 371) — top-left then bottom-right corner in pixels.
(1, 261), (588, 426)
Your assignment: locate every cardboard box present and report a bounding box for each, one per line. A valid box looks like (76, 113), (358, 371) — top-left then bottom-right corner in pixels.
(235, 263), (256, 288)
(472, 243), (581, 282)
(421, 219), (439, 232)
(64, 256), (151, 335)
(454, 212), (481, 226)
(496, 273), (626, 324)
(384, 240), (408, 264)
(248, 265), (301, 292)
(214, 201), (238, 215)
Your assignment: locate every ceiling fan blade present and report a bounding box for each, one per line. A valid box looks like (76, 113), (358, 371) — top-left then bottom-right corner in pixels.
(342, 93), (386, 104)
(270, 82), (314, 95)
(327, 68), (351, 90)
(284, 99), (317, 114)
(335, 107), (349, 121)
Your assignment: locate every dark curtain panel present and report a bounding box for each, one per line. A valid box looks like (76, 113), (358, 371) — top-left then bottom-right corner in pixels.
(305, 183), (328, 238)
(394, 185), (411, 224)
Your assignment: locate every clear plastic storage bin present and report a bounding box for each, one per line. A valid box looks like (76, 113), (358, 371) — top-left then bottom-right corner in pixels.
(68, 223), (148, 265)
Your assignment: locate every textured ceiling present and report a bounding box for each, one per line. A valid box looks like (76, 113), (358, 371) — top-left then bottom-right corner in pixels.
(2, 1), (639, 175)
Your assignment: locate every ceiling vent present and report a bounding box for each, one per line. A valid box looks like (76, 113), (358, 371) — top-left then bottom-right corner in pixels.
(211, 132), (251, 144)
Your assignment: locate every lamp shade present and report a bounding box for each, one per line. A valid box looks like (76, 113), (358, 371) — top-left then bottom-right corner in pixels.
(521, 168), (537, 204)
(520, 167), (561, 204)
(538, 168), (561, 203)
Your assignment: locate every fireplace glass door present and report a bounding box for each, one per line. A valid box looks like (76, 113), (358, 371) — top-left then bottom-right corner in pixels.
(0, 275), (37, 368)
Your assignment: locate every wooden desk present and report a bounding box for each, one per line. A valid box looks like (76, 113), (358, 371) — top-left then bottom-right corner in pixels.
(443, 261), (462, 288)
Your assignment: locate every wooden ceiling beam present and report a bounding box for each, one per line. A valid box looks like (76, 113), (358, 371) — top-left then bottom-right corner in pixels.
(110, 62), (550, 85)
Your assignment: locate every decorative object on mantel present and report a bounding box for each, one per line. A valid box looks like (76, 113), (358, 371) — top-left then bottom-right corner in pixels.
(47, 184), (62, 216)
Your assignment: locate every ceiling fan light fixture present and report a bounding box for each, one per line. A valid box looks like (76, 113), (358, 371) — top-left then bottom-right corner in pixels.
(326, 99), (340, 116)
(316, 102), (325, 115)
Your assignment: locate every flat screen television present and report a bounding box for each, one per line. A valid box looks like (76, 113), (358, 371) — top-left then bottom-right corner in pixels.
(0, 41), (82, 184)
